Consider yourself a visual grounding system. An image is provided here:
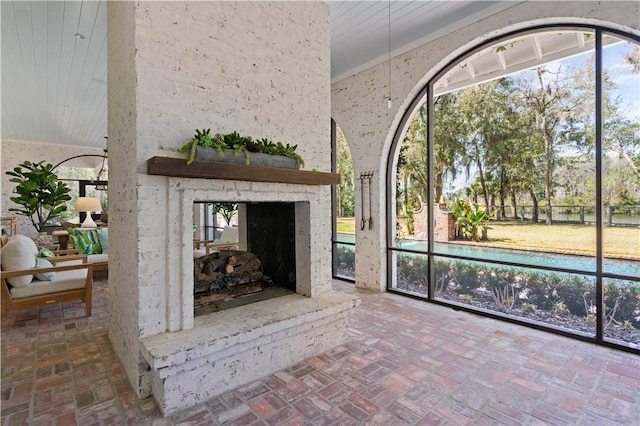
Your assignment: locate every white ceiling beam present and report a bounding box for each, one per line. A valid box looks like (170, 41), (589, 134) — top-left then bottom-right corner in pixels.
(496, 50), (507, 71)
(532, 35), (543, 60)
(465, 62), (476, 80)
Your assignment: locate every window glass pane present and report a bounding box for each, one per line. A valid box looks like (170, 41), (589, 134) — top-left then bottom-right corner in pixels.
(334, 124), (355, 280)
(394, 103), (428, 249)
(603, 277), (640, 347)
(391, 251), (428, 297)
(434, 256), (596, 336)
(334, 242), (355, 280)
(601, 34), (640, 278)
(431, 30), (598, 272)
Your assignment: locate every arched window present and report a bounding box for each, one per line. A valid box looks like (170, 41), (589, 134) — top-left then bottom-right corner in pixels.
(332, 119), (356, 281)
(387, 26), (639, 352)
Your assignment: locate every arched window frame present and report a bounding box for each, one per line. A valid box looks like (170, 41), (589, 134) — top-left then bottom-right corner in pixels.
(386, 24), (640, 353)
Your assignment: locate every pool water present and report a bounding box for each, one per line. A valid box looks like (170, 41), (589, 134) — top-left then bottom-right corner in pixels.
(336, 234), (639, 277)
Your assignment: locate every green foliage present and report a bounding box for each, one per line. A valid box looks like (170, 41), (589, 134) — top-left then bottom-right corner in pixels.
(6, 161), (71, 232)
(255, 138), (304, 168)
(336, 127), (355, 217)
(459, 294), (474, 303)
(179, 129), (304, 167)
(450, 196), (496, 241)
(552, 302), (570, 316)
(212, 202), (237, 226)
(335, 245), (355, 278)
(424, 259), (640, 327)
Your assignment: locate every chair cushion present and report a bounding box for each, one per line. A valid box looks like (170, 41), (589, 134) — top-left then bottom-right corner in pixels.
(34, 258), (56, 281)
(38, 247), (56, 258)
(96, 228), (108, 254)
(0, 235), (38, 287)
(69, 228), (102, 254)
(10, 268), (87, 299)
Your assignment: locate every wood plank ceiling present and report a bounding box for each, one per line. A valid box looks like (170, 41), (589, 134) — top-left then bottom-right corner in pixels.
(1, 1), (522, 148)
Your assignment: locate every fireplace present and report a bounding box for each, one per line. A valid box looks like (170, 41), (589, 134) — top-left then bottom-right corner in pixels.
(194, 202), (298, 315)
(138, 173), (360, 416)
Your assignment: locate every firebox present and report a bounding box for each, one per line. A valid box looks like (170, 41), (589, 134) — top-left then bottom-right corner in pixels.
(246, 202), (296, 291)
(193, 202), (298, 315)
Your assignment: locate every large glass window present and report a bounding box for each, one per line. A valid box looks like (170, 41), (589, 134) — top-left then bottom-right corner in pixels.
(388, 27), (639, 352)
(332, 120), (356, 280)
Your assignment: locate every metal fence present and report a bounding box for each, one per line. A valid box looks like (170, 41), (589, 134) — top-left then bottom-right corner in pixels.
(492, 205), (640, 226)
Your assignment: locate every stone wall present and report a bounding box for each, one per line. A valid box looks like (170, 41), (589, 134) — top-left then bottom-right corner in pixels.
(107, 1), (332, 401)
(331, 1), (640, 292)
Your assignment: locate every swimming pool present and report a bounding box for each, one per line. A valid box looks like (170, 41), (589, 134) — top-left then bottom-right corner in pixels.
(336, 234), (639, 277)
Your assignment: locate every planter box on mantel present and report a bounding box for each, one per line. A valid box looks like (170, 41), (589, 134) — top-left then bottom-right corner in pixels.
(196, 148), (299, 170)
(146, 156), (340, 186)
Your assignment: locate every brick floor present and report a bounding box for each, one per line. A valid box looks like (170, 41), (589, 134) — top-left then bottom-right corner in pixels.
(2, 278), (639, 425)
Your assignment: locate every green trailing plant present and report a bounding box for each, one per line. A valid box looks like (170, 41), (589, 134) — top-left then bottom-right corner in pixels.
(178, 129), (304, 167)
(6, 161), (71, 233)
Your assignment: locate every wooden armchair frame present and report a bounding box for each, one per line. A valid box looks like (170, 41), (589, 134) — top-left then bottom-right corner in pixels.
(53, 249), (108, 273)
(1, 256), (93, 316)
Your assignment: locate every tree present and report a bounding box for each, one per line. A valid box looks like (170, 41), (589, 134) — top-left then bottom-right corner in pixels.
(6, 161), (71, 233)
(213, 203), (237, 226)
(433, 94), (469, 202)
(335, 127), (355, 217)
(514, 66), (579, 225)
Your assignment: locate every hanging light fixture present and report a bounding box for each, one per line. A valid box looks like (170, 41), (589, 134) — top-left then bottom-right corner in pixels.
(387, 0), (392, 109)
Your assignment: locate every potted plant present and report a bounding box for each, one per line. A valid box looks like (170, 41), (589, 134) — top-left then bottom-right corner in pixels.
(6, 161), (71, 233)
(179, 129), (304, 169)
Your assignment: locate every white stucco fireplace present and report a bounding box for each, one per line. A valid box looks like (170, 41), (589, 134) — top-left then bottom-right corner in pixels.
(138, 173), (360, 416)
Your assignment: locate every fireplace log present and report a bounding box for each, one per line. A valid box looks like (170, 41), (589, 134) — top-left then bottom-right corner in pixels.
(194, 250), (265, 295)
(228, 256), (237, 265)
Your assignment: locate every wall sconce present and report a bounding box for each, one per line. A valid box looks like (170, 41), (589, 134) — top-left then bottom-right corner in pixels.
(75, 197), (102, 228)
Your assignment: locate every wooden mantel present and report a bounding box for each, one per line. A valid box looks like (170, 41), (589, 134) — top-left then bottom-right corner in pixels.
(146, 156), (340, 185)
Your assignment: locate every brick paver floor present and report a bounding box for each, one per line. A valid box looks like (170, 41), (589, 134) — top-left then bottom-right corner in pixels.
(2, 278), (639, 425)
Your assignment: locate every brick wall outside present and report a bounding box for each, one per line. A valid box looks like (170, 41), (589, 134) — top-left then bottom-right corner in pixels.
(413, 204), (455, 242)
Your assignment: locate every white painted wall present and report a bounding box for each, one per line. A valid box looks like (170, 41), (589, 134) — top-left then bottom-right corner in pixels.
(331, 1), (640, 292)
(107, 1), (331, 398)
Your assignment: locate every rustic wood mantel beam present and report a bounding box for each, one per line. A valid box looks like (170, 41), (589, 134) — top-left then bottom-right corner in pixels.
(146, 156), (340, 185)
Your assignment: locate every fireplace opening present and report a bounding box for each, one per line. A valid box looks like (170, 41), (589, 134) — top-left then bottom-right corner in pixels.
(193, 201), (297, 316)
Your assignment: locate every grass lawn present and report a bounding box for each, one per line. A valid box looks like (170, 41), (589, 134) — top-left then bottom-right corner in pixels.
(336, 217), (639, 258)
(337, 218), (356, 234)
(486, 221), (639, 258)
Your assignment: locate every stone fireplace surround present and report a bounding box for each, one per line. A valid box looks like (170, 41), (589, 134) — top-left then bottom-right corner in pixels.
(138, 176), (360, 416)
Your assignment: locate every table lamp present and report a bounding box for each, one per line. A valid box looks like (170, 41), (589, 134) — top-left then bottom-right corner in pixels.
(75, 197), (102, 228)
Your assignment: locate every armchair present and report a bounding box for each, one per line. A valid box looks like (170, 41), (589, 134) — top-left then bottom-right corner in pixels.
(1, 256), (93, 316)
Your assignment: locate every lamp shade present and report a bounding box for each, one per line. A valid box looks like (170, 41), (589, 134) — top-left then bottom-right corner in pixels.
(75, 197), (101, 212)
